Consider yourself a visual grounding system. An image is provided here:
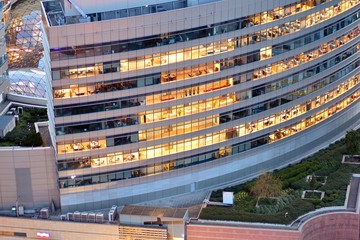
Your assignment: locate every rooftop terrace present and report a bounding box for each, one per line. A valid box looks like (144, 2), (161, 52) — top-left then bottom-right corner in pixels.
(199, 129), (360, 224)
(41, 0), (219, 26)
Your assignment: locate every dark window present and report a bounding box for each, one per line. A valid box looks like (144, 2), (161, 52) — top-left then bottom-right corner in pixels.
(14, 232), (27, 237)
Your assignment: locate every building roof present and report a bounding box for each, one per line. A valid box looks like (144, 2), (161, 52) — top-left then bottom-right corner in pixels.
(121, 205), (188, 219)
(0, 116), (14, 129)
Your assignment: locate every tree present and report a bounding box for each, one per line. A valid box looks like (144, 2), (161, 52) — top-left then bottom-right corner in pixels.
(22, 132), (43, 147)
(251, 172), (282, 199)
(345, 130), (359, 161)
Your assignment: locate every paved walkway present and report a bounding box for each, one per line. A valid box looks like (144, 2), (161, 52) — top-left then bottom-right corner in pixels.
(138, 190), (210, 218)
(138, 190), (209, 208)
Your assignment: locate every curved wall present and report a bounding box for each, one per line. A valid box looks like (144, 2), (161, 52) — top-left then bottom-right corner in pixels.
(187, 212), (360, 240)
(41, 0), (360, 211)
(300, 212), (359, 240)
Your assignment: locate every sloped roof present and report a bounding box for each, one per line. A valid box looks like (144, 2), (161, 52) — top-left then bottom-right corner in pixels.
(0, 116), (14, 129)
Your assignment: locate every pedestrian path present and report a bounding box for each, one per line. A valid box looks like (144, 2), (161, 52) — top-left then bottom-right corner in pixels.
(138, 190), (210, 218)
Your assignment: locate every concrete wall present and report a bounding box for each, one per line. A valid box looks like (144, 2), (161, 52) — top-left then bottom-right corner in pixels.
(0, 147), (59, 211)
(6, 94), (47, 107)
(187, 224), (301, 240)
(0, 216), (120, 240)
(187, 212), (360, 240)
(299, 212), (360, 240)
(121, 214), (185, 239)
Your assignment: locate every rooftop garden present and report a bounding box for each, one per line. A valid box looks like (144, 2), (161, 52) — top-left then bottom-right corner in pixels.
(0, 106), (47, 147)
(200, 129), (360, 224)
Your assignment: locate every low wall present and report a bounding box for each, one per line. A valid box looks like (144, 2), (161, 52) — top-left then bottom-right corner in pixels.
(187, 223), (300, 240)
(187, 211), (360, 240)
(6, 94), (47, 107)
(299, 212), (359, 240)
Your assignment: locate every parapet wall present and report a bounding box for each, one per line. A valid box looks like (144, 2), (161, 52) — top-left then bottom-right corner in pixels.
(187, 223), (301, 240)
(300, 212), (359, 240)
(187, 211), (360, 240)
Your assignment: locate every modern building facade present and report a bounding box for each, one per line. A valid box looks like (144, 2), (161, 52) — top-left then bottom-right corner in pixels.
(0, 0), (9, 104)
(41, 0), (360, 212)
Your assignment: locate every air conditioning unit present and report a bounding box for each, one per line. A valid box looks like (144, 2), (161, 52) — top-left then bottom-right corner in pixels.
(88, 212), (96, 223)
(66, 212), (73, 221)
(73, 211), (81, 222)
(81, 212), (88, 222)
(108, 210), (115, 222)
(95, 213), (104, 223)
(18, 206), (24, 216)
(39, 208), (49, 219)
(108, 205), (117, 222)
(17, 107), (23, 115)
(60, 214), (66, 221)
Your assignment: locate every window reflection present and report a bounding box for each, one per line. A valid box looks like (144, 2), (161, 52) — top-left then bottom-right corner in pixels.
(51, 0), (358, 62)
(54, 41), (360, 119)
(58, 87), (360, 188)
(52, 0), (358, 84)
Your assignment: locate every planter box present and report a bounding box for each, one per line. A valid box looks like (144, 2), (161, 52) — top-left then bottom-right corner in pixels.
(342, 155), (360, 164)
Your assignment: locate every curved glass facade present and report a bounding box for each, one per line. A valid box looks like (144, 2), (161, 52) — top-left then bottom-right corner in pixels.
(41, 0), (360, 210)
(5, 0), (43, 69)
(9, 69), (46, 98)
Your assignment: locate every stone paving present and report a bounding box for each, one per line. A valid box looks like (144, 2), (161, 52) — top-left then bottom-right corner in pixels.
(138, 190), (210, 218)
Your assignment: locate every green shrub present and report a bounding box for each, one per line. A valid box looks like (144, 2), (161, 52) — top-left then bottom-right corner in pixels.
(291, 179), (310, 190)
(0, 106), (48, 146)
(234, 191), (248, 202)
(310, 199), (321, 205)
(256, 192), (296, 214)
(22, 132), (43, 147)
(204, 130), (360, 224)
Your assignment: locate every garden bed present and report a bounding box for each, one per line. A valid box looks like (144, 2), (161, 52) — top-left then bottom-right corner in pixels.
(342, 155), (360, 164)
(201, 130), (360, 224)
(0, 106), (47, 146)
(302, 190), (324, 200)
(306, 175), (327, 185)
